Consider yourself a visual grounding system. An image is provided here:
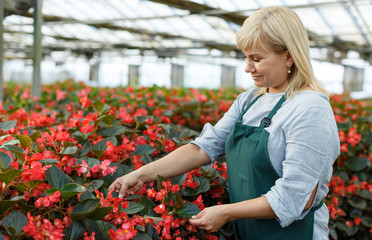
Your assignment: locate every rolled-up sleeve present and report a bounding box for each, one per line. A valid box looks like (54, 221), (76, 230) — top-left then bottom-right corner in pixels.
(264, 106), (340, 227)
(191, 90), (254, 162)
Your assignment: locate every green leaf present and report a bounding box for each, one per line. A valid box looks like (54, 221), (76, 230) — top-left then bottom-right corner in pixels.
(1, 210), (27, 235)
(79, 191), (96, 201)
(76, 157), (101, 168)
(46, 188), (60, 196)
(350, 209), (362, 218)
(336, 221), (358, 236)
(63, 220), (86, 240)
(135, 144), (155, 156)
(0, 169), (23, 185)
(1, 140), (20, 146)
(90, 149), (105, 160)
(62, 146), (79, 155)
(5, 145), (25, 162)
(220, 221), (235, 237)
(196, 176), (211, 193)
(140, 154), (153, 164)
(86, 206), (113, 220)
(29, 131), (41, 142)
(96, 220), (117, 235)
(178, 128), (200, 139)
(45, 164), (73, 190)
(24, 180), (43, 190)
(175, 202), (200, 218)
(143, 223), (159, 240)
(0, 151), (12, 170)
(133, 232), (152, 240)
(91, 136), (117, 159)
(139, 196), (158, 217)
(15, 200), (36, 212)
(124, 194), (140, 201)
(174, 192), (183, 207)
(93, 101), (104, 113)
(329, 228), (337, 240)
(102, 115), (116, 125)
(81, 219), (110, 240)
(336, 121), (352, 130)
(96, 115), (116, 126)
(78, 140), (91, 157)
(181, 176), (210, 196)
(71, 199), (100, 222)
(200, 166), (220, 180)
(0, 200), (18, 216)
(357, 189), (372, 200)
(333, 170), (350, 183)
(63, 141), (75, 148)
(344, 157), (368, 172)
(72, 131), (84, 140)
(0, 121), (17, 131)
(39, 158), (60, 165)
(348, 196), (367, 209)
(61, 183), (86, 200)
(92, 179), (105, 188)
(361, 217), (372, 228)
(96, 126), (126, 137)
(157, 175), (168, 191)
(122, 201), (145, 214)
(86, 179), (105, 192)
(15, 135), (31, 149)
(0, 134), (11, 142)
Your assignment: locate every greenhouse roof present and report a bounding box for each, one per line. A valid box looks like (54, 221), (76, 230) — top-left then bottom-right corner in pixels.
(3, 0), (372, 64)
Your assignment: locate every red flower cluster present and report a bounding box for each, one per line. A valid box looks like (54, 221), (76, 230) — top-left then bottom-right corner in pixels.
(35, 191), (61, 208)
(23, 213), (69, 240)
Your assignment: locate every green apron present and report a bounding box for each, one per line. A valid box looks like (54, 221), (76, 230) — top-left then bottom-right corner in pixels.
(225, 94), (323, 240)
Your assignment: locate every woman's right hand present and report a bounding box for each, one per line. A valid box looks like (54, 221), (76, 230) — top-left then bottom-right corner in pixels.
(108, 171), (145, 197)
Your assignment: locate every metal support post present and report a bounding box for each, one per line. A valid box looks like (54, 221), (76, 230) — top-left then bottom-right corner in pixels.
(32, 0), (43, 98)
(0, 0), (4, 102)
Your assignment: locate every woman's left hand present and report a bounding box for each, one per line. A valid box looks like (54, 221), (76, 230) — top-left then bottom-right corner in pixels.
(189, 205), (229, 232)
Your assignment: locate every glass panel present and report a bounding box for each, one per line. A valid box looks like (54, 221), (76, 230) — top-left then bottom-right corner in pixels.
(295, 8), (332, 36)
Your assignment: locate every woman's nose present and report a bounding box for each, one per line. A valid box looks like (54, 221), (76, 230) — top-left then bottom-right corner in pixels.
(244, 61), (255, 73)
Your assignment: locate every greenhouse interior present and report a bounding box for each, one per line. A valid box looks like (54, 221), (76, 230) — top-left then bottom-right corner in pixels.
(2, 0), (372, 97)
(0, 0), (371, 240)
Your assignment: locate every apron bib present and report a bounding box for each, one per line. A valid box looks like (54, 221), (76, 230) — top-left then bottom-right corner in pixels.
(225, 94), (322, 240)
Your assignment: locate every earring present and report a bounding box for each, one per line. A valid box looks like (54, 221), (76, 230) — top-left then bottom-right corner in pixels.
(288, 67), (291, 74)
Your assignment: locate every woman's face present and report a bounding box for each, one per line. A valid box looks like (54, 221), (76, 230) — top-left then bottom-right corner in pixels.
(243, 42), (292, 93)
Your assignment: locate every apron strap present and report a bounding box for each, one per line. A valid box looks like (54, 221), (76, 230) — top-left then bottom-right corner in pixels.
(238, 95), (262, 122)
(312, 200), (323, 212)
(259, 95), (286, 128)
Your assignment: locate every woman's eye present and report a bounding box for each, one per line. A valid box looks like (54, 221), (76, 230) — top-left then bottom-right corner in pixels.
(253, 59), (260, 62)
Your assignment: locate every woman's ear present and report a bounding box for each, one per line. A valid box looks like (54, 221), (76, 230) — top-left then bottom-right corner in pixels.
(286, 51), (294, 68)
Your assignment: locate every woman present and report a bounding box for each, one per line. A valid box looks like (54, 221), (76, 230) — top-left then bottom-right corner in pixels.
(109, 6), (340, 240)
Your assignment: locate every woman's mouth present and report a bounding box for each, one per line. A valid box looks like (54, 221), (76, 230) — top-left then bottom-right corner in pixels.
(252, 75), (262, 81)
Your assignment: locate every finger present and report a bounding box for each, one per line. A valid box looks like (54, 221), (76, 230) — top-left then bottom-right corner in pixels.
(189, 214), (205, 226)
(108, 179), (121, 192)
(190, 219), (207, 229)
(189, 218), (202, 226)
(118, 182), (130, 198)
(191, 210), (205, 220)
(132, 181), (143, 192)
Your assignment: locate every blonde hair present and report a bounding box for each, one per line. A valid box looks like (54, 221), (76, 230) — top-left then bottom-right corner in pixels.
(236, 6), (327, 98)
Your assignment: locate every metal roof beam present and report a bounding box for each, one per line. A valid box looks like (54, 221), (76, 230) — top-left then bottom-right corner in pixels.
(198, 0), (371, 15)
(148, 0), (246, 25)
(340, 0), (371, 46)
(349, 0), (372, 46)
(11, 12), (236, 51)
